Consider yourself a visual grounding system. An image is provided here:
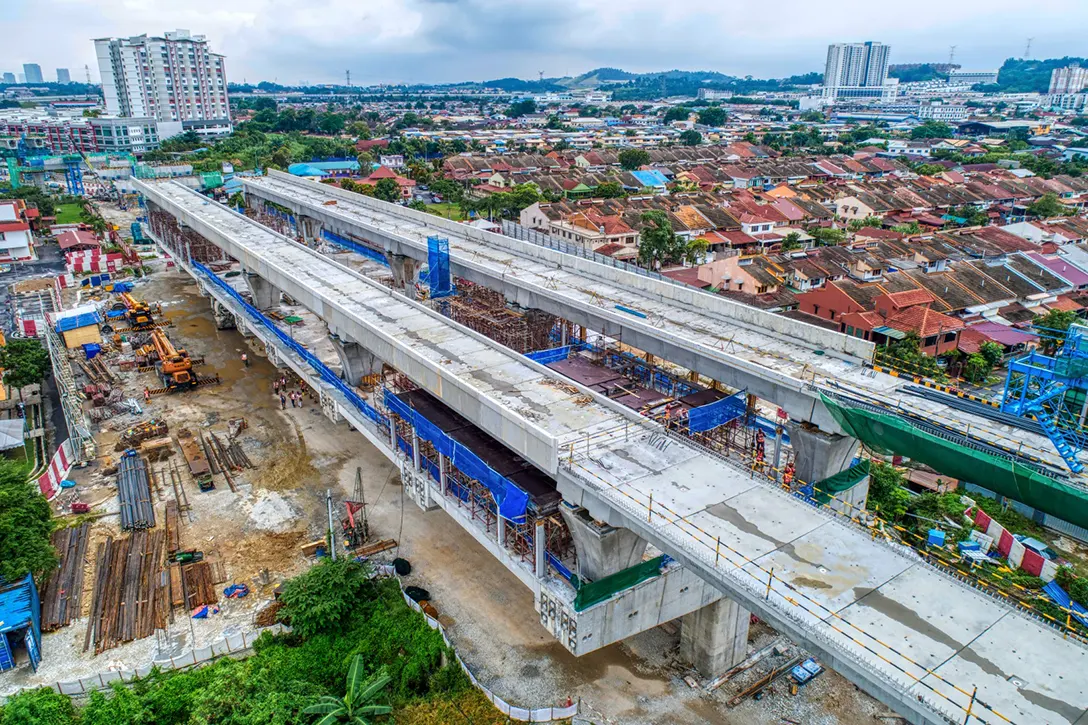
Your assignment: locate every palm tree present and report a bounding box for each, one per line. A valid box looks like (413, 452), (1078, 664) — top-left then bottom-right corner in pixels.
(303, 656), (392, 725)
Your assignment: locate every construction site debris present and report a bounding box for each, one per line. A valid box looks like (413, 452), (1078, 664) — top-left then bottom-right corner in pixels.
(177, 428), (213, 491)
(40, 523), (91, 632)
(164, 501), (181, 555)
(116, 418), (169, 450)
(118, 452), (155, 530)
(86, 530), (169, 654)
(356, 538), (397, 558)
(179, 561), (218, 610)
(254, 601), (284, 628)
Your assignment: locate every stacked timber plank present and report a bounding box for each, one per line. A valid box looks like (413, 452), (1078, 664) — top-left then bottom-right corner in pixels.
(41, 523), (92, 631)
(85, 531), (169, 654)
(179, 562), (217, 609)
(164, 501), (180, 556)
(118, 453), (155, 530)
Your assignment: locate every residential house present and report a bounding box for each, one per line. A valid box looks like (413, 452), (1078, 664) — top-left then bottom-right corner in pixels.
(0, 201), (34, 262)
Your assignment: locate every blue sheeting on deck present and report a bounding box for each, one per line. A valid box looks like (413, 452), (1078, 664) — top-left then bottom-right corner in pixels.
(0, 575), (41, 672)
(688, 390), (747, 432)
(320, 229), (389, 266)
(384, 389), (529, 523)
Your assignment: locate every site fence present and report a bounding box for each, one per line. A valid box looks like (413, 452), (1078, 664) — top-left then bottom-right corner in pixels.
(16, 625), (289, 698)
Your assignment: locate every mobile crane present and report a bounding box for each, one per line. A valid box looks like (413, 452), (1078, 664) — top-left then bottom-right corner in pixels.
(151, 329), (196, 390)
(114, 292), (156, 330)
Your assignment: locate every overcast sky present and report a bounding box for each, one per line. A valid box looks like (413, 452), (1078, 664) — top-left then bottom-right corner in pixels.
(3, 0), (1086, 86)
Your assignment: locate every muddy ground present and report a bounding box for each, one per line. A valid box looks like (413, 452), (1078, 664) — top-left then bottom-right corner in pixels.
(1, 255), (886, 723)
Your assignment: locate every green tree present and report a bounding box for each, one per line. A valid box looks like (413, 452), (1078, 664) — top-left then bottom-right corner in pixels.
(892, 221), (923, 235)
(951, 205), (988, 226)
(910, 121), (953, 139)
(979, 341), (1004, 368)
(867, 462), (911, 521)
(781, 231), (802, 252)
(302, 657), (392, 725)
(637, 210), (690, 268)
(809, 227), (846, 246)
(913, 163), (946, 176)
(0, 457), (55, 583)
(847, 216), (884, 232)
(963, 352), (992, 383)
(697, 106), (727, 126)
(228, 192), (246, 209)
(0, 687), (76, 725)
(595, 181), (624, 199)
(429, 179), (462, 204)
(679, 129), (703, 146)
(504, 99), (536, 118)
(407, 200), (428, 212)
(1028, 192), (1069, 219)
(618, 148), (650, 171)
(0, 338), (50, 389)
(279, 559), (375, 639)
(663, 106), (691, 123)
(373, 178), (401, 203)
(1033, 308), (1079, 353)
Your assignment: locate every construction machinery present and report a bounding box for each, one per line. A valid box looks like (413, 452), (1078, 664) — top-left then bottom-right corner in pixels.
(152, 329), (197, 390)
(342, 467), (370, 549)
(115, 292), (156, 330)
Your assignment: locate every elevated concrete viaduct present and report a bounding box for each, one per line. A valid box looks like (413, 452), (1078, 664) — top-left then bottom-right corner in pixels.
(137, 178), (1088, 725)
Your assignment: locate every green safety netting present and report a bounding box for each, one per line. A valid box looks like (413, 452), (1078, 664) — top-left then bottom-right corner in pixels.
(820, 393), (1088, 529)
(815, 459), (870, 504)
(574, 556), (665, 612)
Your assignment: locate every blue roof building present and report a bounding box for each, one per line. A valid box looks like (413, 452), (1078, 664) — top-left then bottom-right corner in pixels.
(0, 574), (42, 672)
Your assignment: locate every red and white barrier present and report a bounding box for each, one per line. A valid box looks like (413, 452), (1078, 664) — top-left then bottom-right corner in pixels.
(65, 251), (126, 274)
(972, 505), (1056, 582)
(38, 439), (75, 500)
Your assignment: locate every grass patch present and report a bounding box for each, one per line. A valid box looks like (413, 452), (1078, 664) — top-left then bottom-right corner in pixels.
(53, 203), (83, 225)
(425, 203), (466, 221)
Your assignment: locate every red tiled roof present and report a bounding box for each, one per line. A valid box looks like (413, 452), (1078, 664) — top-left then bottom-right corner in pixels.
(882, 289), (936, 308)
(855, 227), (905, 240)
(1045, 295), (1082, 312)
(0, 222), (29, 233)
(56, 229), (99, 250)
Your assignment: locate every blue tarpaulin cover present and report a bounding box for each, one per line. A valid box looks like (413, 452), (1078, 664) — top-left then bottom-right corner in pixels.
(383, 389), (529, 522)
(427, 236), (453, 298)
(0, 575), (41, 671)
(526, 346), (574, 366)
(55, 310), (102, 333)
(1042, 580), (1088, 627)
(688, 390), (747, 432)
(82, 343), (102, 359)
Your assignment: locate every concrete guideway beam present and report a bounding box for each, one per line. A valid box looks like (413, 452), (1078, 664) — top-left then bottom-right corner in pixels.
(137, 179), (563, 476)
(242, 177), (853, 434)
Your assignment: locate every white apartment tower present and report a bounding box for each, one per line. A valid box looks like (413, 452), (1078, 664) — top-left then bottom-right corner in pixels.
(1049, 65), (1088, 95)
(94, 29), (231, 135)
(823, 42), (891, 100)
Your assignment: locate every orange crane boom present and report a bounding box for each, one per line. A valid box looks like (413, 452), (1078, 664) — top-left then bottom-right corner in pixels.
(116, 292), (155, 330)
(152, 329), (195, 389)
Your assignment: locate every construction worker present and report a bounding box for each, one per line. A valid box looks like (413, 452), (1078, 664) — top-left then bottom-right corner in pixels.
(144, 386), (151, 403)
(783, 462), (795, 486)
(279, 393), (287, 410)
(241, 352), (249, 367)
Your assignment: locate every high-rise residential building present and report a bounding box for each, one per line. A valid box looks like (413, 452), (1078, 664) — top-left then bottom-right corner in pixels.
(1049, 65), (1088, 95)
(56, 68), (71, 84)
(22, 64), (43, 84)
(94, 29), (231, 136)
(822, 42), (891, 100)
(1, 73), (15, 84)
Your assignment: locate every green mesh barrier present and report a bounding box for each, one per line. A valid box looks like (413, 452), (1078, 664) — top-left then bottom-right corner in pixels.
(815, 459), (870, 504)
(574, 556), (664, 612)
(820, 393), (1088, 529)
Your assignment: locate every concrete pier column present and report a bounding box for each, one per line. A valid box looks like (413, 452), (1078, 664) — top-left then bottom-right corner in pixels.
(411, 429), (421, 473)
(389, 254), (419, 299)
(680, 598), (750, 678)
(210, 300), (236, 330)
(535, 519), (546, 579)
(561, 506), (648, 581)
(330, 334), (381, 386)
(244, 269), (280, 310)
(786, 422), (860, 486)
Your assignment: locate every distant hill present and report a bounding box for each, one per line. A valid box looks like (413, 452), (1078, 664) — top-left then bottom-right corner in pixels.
(561, 67), (640, 89)
(986, 57), (1088, 93)
(888, 63), (959, 83)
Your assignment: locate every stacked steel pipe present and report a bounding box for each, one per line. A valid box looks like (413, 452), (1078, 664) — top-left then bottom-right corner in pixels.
(118, 453), (155, 530)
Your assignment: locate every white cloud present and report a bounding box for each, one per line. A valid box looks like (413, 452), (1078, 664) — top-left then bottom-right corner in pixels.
(2, 0), (1086, 84)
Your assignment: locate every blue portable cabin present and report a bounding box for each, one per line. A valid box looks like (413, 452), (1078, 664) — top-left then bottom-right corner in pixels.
(0, 574), (42, 672)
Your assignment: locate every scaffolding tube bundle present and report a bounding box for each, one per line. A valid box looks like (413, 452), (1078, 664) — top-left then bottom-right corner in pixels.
(118, 453), (155, 530)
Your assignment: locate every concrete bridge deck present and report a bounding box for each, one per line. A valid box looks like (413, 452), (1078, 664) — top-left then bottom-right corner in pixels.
(243, 172), (1075, 474)
(137, 178), (1088, 725)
